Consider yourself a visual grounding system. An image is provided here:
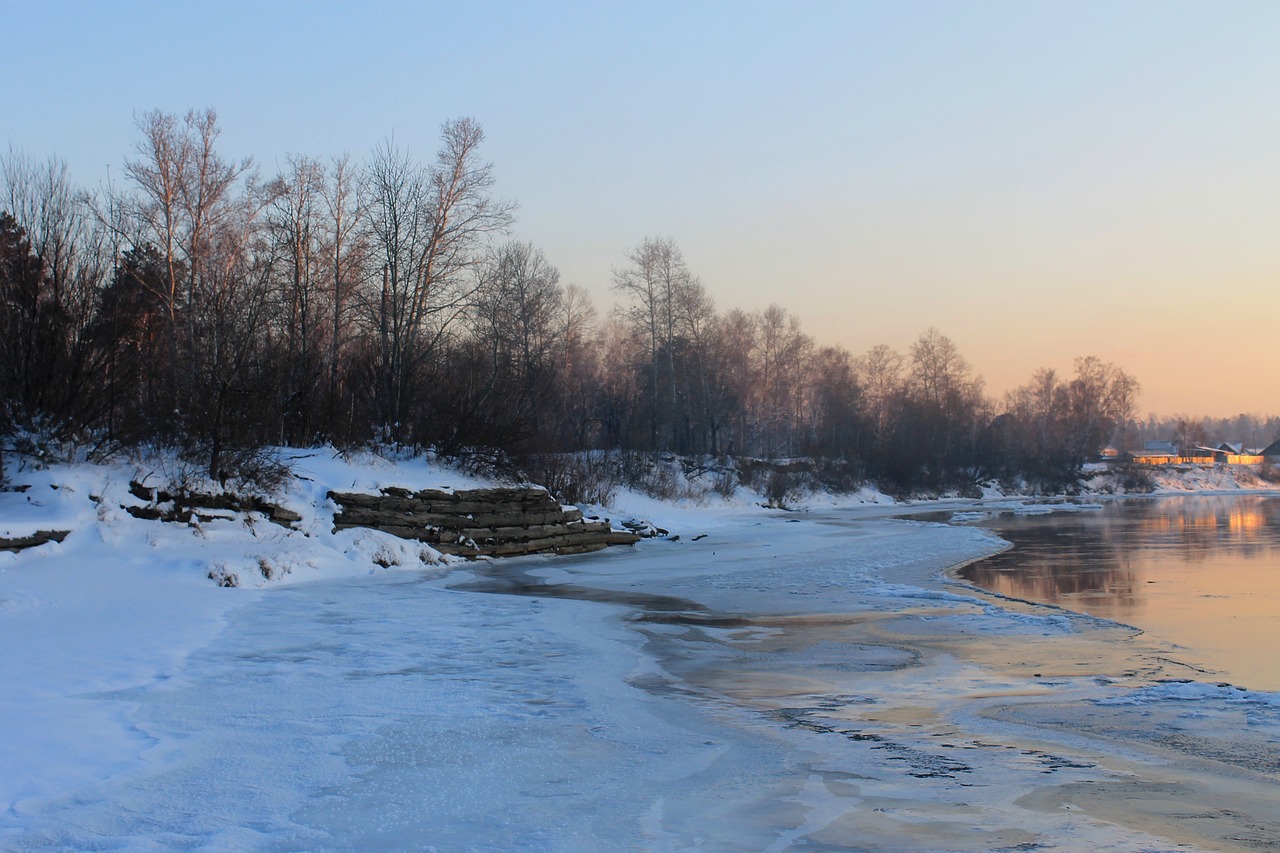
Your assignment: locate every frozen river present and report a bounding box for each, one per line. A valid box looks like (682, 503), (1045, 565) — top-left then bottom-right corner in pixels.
(6, 501), (1280, 851)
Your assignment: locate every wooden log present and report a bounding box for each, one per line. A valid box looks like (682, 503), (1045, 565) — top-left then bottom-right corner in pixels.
(333, 507), (460, 527)
(332, 507), (576, 529)
(327, 491), (384, 508)
(454, 487), (536, 503)
(457, 522), (576, 542)
(573, 530), (642, 546)
(431, 542), (483, 558)
(552, 543), (610, 555)
(128, 481), (158, 502)
(332, 522), (454, 543)
(571, 520), (614, 535)
(425, 500), (537, 515)
(267, 506), (303, 524)
(412, 488), (457, 502)
(126, 505), (168, 520)
(0, 530), (70, 552)
(462, 509), (578, 527)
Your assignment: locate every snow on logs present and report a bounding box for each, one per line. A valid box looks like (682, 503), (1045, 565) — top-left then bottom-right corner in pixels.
(328, 486), (641, 558)
(0, 529), (69, 552)
(125, 481), (303, 527)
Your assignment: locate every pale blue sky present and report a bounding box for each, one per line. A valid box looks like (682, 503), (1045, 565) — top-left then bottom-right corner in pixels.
(7, 1), (1280, 414)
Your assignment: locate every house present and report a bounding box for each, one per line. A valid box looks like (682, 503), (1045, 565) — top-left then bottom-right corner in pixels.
(1124, 440), (1179, 466)
(1261, 438), (1280, 461)
(1205, 442), (1264, 464)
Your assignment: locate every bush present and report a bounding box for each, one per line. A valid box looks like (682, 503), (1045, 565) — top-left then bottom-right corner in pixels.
(712, 465), (739, 499)
(737, 458), (815, 508)
(210, 445), (292, 494)
(813, 457), (864, 493)
(618, 451), (706, 502)
(1107, 464), (1156, 494)
(2, 415), (112, 470)
(440, 445), (520, 480)
(520, 452), (619, 506)
(1256, 461), (1280, 484)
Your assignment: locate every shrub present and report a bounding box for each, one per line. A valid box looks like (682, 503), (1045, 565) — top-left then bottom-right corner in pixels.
(712, 465), (739, 499)
(814, 457), (864, 493)
(1256, 462), (1280, 485)
(736, 458), (815, 508)
(520, 452), (619, 506)
(1110, 464), (1156, 494)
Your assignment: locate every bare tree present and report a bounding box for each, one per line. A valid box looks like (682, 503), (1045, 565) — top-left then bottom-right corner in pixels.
(463, 240), (563, 447)
(266, 154), (326, 441)
(123, 110), (187, 331)
(752, 304), (812, 458)
(901, 328), (988, 485)
(193, 182), (276, 480)
(804, 345), (861, 459)
(715, 308), (756, 456)
(596, 317), (643, 448)
(124, 108), (253, 421)
(319, 153), (367, 435)
(1066, 356), (1139, 460)
(1001, 357), (1141, 489)
(554, 283), (599, 448)
(854, 343), (904, 452)
(1, 150), (114, 428)
(122, 108), (277, 478)
(611, 236), (704, 449)
(365, 118), (514, 441)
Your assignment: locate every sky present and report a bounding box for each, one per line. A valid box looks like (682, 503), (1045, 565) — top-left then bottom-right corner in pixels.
(5, 0), (1280, 416)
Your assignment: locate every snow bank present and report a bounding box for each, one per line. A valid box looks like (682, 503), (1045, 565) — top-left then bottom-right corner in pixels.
(0, 449), (492, 813)
(1148, 464), (1280, 493)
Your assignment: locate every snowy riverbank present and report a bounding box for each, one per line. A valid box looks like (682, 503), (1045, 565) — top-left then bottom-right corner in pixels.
(3, 452), (1280, 850)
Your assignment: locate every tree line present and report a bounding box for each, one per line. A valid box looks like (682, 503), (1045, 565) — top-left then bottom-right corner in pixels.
(2, 109), (1153, 493)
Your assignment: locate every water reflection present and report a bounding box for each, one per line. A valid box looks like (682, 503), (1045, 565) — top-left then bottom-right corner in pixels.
(957, 495), (1280, 690)
(960, 497), (1280, 609)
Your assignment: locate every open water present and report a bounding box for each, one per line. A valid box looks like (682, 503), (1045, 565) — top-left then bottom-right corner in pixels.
(959, 494), (1280, 691)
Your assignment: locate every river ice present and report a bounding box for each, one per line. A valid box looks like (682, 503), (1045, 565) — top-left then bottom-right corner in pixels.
(3, 459), (1279, 851)
(7, 574), (790, 851)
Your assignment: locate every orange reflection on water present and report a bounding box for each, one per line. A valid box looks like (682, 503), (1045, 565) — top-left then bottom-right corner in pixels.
(1228, 505), (1266, 536)
(962, 496), (1280, 691)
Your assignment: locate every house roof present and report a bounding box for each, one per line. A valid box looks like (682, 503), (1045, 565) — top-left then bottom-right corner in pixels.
(1261, 438), (1280, 458)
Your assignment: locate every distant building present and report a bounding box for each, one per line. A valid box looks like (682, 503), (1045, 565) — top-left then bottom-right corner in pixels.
(1125, 439), (1216, 466)
(1261, 439), (1280, 461)
(1125, 439), (1266, 467)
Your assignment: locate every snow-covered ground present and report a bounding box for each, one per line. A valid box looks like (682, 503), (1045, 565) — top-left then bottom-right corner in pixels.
(1147, 461), (1280, 492)
(2, 452), (1279, 851)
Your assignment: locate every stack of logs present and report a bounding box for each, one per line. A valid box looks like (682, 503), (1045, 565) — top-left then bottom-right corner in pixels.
(329, 486), (640, 558)
(126, 481), (303, 527)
